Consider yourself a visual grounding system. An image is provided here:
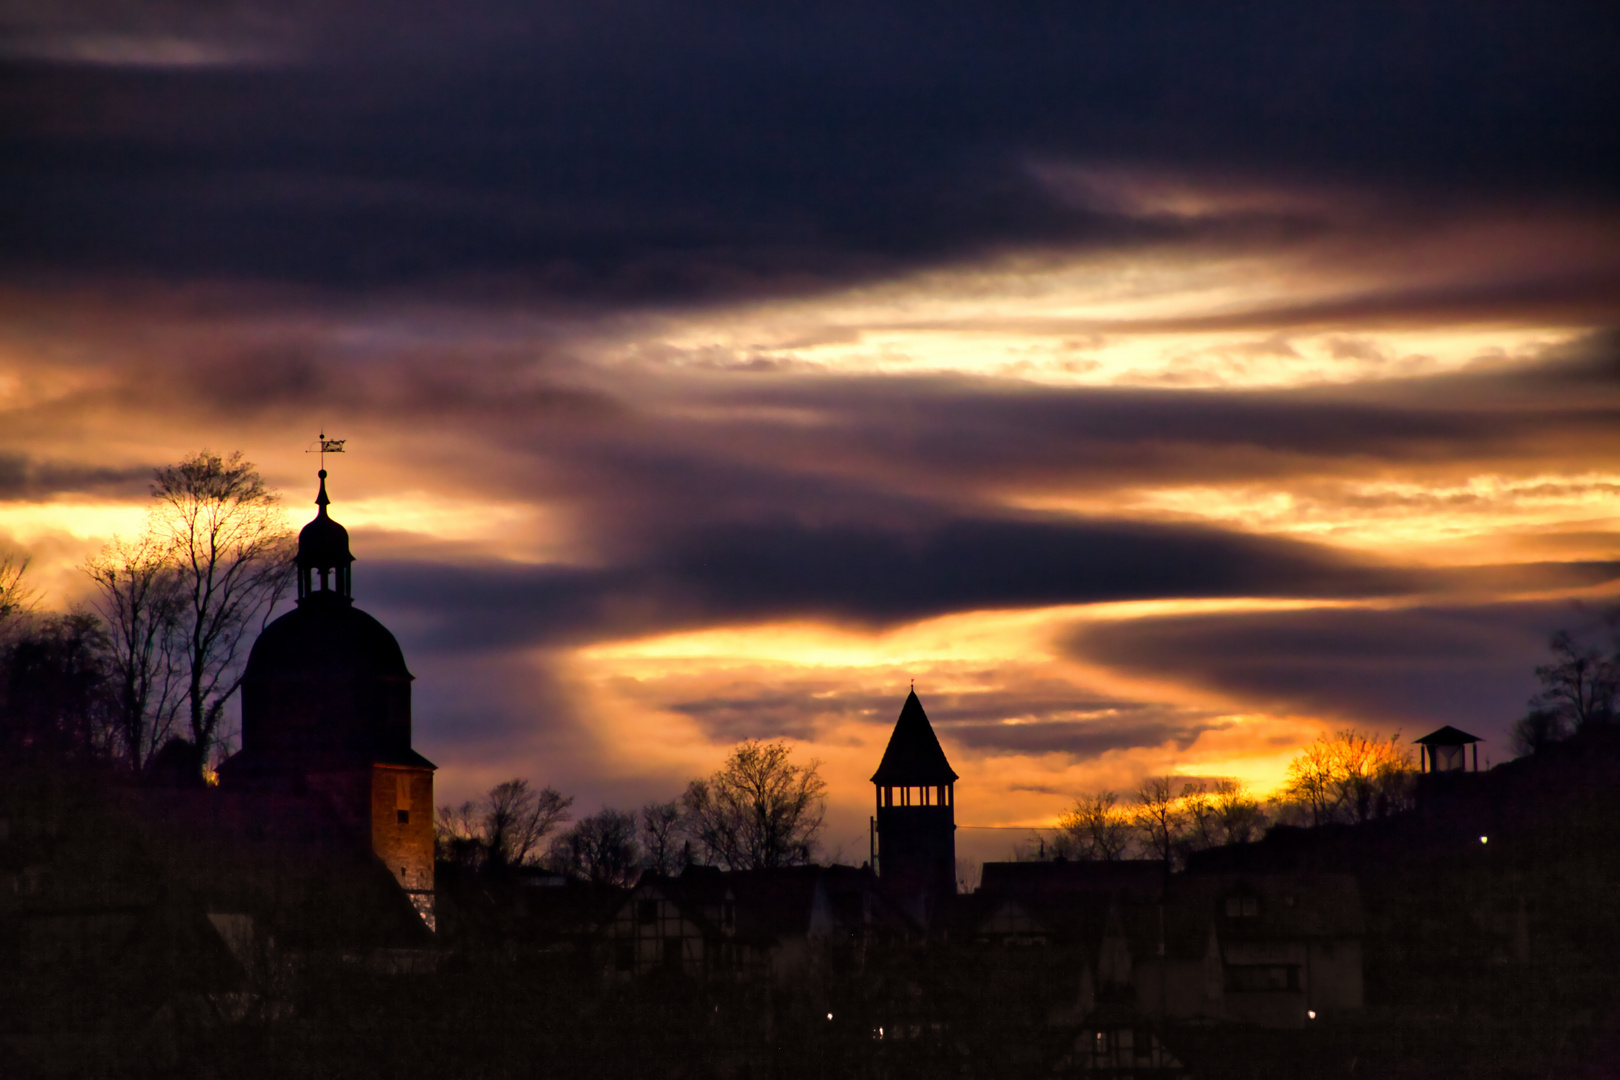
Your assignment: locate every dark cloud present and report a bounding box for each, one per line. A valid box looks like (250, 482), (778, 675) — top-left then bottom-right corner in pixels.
(3, 3), (1616, 304)
(358, 511), (1402, 653)
(674, 335), (1620, 497)
(0, 453), (153, 501)
(1067, 599), (1600, 741)
(942, 715), (1226, 758)
(645, 677), (1224, 758)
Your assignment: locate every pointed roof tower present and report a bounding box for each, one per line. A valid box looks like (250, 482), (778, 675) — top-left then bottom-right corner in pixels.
(871, 689), (959, 786)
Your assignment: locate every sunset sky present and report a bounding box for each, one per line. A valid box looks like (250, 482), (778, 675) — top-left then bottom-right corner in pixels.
(3, 2), (1618, 864)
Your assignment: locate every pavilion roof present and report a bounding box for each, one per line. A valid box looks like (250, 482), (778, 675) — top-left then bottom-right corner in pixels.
(1414, 725), (1483, 746)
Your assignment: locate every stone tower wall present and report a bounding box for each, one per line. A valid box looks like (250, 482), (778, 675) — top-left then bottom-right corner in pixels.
(877, 802), (956, 902)
(371, 765), (435, 926)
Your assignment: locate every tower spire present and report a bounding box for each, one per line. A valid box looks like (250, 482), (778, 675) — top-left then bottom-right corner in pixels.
(295, 458), (354, 604)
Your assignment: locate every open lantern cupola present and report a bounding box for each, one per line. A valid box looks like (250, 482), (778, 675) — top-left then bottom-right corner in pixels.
(297, 469), (354, 601)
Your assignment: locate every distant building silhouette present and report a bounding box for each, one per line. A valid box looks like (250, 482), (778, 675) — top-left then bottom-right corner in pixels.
(871, 688), (957, 921)
(601, 863), (911, 984)
(219, 469), (437, 926)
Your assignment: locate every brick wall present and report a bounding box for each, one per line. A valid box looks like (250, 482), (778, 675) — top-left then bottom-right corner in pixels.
(370, 766), (435, 906)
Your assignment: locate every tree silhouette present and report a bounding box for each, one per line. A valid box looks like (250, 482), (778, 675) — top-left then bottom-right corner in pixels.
(1130, 776), (1187, 865)
(1212, 778), (1266, 843)
(0, 549), (36, 631)
(681, 739), (826, 870)
(1285, 728), (1413, 825)
(150, 451), (295, 767)
(83, 532), (186, 772)
(0, 612), (118, 767)
(1510, 708), (1568, 757)
(550, 808), (641, 885)
(638, 800), (686, 876)
(1530, 630), (1617, 731)
(436, 778), (574, 871)
(1053, 790), (1133, 860)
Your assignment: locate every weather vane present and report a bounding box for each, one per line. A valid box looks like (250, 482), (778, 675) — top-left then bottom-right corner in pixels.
(306, 431), (346, 471)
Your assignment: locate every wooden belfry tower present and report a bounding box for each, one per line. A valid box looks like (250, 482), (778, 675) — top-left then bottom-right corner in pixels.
(871, 688), (958, 917)
(219, 459), (438, 928)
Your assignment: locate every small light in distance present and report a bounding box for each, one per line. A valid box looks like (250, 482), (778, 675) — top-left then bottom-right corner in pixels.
(827, 1012), (833, 1021)
(1480, 836), (1489, 844)
(1307, 1010), (1317, 1020)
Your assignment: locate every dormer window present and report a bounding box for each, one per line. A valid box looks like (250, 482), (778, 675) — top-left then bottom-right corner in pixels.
(1225, 893), (1259, 918)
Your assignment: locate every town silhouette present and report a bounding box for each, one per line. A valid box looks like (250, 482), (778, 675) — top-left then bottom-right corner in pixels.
(2, 460), (1619, 1079)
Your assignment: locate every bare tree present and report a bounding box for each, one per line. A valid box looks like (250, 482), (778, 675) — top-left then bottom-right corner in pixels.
(1284, 737), (1338, 827)
(1178, 781), (1222, 856)
(1530, 630), (1618, 731)
(550, 808), (641, 886)
(1510, 708), (1568, 758)
(0, 550), (37, 640)
(436, 778), (575, 871)
(1131, 777), (1187, 866)
(485, 779), (574, 867)
(638, 799), (686, 876)
(1054, 790), (1133, 861)
(433, 800), (489, 869)
(1211, 779), (1266, 844)
(151, 451), (295, 766)
(1285, 729), (1414, 825)
(83, 532), (186, 772)
(1328, 729), (1413, 823)
(681, 739), (827, 870)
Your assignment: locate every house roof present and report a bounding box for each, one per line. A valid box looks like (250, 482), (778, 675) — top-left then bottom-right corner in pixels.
(626, 864), (914, 946)
(113, 787), (435, 952)
(870, 690), (958, 785)
(979, 859), (1166, 903)
(1167, 872), (1365, 942)
(1414, 725), (1483, 746)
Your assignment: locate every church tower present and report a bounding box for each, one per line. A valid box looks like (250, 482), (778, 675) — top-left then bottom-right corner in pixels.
(871, 689), (958, 920)
(220, 469), (437, 927)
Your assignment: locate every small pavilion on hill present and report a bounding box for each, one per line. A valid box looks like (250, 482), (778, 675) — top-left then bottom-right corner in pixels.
(1415, 725), (1483, 773)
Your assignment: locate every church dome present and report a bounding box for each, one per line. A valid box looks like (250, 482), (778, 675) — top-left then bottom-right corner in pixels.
(244, 598), (411, 685)
(231, 470), (417, 770)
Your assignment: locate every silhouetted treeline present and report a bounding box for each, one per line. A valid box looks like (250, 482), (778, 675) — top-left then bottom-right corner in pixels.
(434, 738), (829, 890)
(0, 450), (293, 782)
